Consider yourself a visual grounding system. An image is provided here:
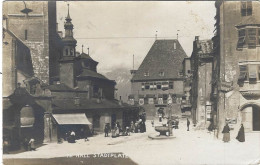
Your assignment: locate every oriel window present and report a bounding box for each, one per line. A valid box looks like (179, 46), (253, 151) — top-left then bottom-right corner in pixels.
(241, 1), (252, 16)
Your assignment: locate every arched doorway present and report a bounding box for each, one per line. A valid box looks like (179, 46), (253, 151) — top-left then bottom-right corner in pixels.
(20, 104), (45, 144)
(240, 103), (260, 131)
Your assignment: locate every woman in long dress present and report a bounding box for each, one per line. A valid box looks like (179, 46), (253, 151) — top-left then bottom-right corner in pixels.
(222, 123), (230, 142)
(236, 124), (245, 142)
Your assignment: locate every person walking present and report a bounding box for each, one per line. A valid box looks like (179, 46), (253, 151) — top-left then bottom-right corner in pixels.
(236, 124), (245, 142)
(187, 118), (190, 131)
(222, 123), (231, 143)
(104, 123), (109, 137)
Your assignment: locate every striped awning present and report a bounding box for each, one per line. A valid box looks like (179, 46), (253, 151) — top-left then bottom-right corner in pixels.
(52, 113), (92, 125)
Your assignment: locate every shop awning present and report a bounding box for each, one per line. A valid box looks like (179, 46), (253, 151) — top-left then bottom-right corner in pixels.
(52, 113), (92, 125)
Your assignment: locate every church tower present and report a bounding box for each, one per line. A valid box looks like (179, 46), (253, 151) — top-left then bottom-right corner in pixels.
(59, 4), (77, 88)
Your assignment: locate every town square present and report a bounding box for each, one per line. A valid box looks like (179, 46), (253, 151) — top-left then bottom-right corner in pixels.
(2, 1), (260, 165)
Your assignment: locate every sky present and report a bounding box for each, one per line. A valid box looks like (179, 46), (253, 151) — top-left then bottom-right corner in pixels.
(57, 1), (216, 74)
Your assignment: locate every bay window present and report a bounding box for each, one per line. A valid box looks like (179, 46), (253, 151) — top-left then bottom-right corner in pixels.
(237, 27), (260, 49)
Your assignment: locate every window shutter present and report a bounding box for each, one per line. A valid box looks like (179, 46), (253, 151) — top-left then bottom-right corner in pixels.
(238, 65), (247, 81)
(249, 65), (257, 80)
(248, 29), (257, 48)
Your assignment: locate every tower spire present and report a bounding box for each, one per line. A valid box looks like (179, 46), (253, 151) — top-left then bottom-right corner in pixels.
(66, 3), (71, 21)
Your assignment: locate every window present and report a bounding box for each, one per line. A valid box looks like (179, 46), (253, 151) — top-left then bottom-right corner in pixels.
(249, 65), (257, 82)
(238, 65), (247, 81)
(141, 83), (145, 91)
(162, 82), (169, 90)
(156, 82), (161, 89)
(187, 70), (191, 74)
(145, 83), (150, 90)
(169, 82), (173, 89)
(248, 28), (257, 48)
(237, 28), (260, 49)
(70, 48), (74, 56)
(237, 29), (246, 48)
(144, 71), (149, 77)
(241, 1), (252, 16)
(159, 71), (164, 76)
(66, 49), (68, 56)
(150, 83), (154, 90)
(25, 30), (28, 40)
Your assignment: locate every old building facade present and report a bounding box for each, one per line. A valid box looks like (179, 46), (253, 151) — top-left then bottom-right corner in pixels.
(211, 1), (260, 137)
(2, 2), (140, 150)
(130, 40), (187, 119)
(3, 1), (62, 85)
(190, 37), (214, 129)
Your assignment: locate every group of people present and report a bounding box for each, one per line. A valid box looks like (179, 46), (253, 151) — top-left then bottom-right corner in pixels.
(222, 123), (245, 143)
(104, 119), (147, 138)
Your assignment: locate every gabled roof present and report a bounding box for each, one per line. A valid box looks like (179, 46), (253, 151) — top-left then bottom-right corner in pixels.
(132, 40), (187, 81)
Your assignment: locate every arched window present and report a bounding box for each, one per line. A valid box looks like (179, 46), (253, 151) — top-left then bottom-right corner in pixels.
(70, 49), (74, 56)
